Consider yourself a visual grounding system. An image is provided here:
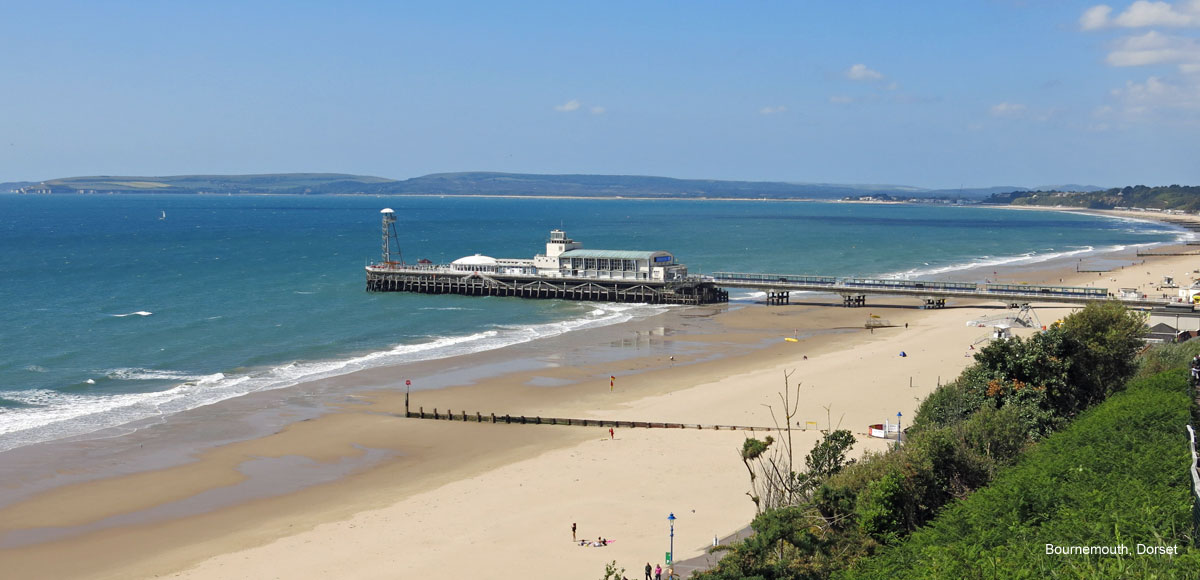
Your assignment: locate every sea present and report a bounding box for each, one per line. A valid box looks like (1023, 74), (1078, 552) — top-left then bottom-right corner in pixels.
(0, 195), (1186, 454)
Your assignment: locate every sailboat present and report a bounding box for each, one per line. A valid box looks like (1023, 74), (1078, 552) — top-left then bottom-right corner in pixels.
(159, 211), (166, 220)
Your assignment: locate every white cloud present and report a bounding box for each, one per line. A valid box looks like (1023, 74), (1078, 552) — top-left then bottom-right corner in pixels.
(845, 63), (884, 81)
(1111, 75), (1200, 109)
(989, 102), (1028, 117)
(554, 99), (581, 112)
(1082, 0), (1200, 29)
(589, 106), (606, 115)
(1115, 0), (1200, 27)
(829, 95), (853, 104)
(759, 105), (787, 114)
(1081, 4), (1114, 29)
(1107, 30), (1200, 67)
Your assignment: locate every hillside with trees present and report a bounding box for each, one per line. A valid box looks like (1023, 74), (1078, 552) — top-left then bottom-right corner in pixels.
(987, 185), (1200, 211)
(692, 302), (1200, 579)
(7, 171), (1039, 200)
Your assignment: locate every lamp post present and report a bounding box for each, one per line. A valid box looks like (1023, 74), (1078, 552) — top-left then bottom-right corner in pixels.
(667, 512), (676, 565)
(896, 411), (902, 443)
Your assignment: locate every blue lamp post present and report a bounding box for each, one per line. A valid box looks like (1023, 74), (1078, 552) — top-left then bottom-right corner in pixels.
(896, 412), (902, 443)
(668, 512), (676, 565)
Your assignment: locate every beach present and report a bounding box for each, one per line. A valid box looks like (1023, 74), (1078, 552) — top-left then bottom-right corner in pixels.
(1, 209), (1197, 579)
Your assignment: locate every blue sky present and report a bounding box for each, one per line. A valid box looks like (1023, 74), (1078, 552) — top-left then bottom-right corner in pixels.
(2, 0), (1199, 188)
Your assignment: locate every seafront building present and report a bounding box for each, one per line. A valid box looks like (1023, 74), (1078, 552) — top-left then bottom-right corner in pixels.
(451, 229), (690, 282)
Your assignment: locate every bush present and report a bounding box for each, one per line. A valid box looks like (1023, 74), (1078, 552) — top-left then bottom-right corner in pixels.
(855, 470), (907, 545)
(909, 378), (987, 435)
(1138, 339), (1200, 379)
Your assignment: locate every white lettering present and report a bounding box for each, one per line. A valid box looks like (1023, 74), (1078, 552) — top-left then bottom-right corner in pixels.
(1137, 544), (1178, 555)
(1045, 544), (1131, 556)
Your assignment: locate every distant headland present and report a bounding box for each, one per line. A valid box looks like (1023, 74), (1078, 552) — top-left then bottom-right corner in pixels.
(1, 171), (1106, 202)
(8, 172), (1197, 211)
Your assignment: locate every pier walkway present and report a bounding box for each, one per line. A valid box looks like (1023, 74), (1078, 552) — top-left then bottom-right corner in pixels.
(710, 272), (1170, 309)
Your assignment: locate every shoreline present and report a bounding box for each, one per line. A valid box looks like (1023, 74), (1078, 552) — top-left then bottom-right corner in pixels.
(1, 210), (1198, 578)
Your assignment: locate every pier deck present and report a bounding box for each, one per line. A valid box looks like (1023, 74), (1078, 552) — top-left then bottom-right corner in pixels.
(711, 272), (1171, 309)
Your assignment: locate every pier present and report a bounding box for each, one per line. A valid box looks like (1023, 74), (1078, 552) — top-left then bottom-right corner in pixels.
(366, 266), (728, 305)
(365, 209), (1173, 309)
(365, 208), (728, 304)
(711, 272), (1172, 309)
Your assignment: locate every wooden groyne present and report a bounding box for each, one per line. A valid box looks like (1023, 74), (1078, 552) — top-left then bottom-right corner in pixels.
(401, 407), (774, 432)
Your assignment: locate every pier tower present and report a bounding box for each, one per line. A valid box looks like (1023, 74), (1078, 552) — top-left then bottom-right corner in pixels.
(533, 229), (582, 274)
(380, 208), (401, 264)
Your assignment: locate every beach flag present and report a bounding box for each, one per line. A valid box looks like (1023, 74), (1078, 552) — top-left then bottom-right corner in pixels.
(610, 375), (615, 391)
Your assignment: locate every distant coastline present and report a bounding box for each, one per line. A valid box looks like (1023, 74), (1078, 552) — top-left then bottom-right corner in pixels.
(0, 171), (1069, 201)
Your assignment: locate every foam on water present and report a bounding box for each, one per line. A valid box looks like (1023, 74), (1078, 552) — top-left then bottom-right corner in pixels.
(0, 301), (666, 452)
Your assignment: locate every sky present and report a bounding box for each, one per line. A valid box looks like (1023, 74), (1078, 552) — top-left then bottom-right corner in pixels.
(2, 0), (1199, 189)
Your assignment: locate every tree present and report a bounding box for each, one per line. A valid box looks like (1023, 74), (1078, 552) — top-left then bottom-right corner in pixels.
(740, 371), (815, 512)
(805, 430), (856, 480)
(601, 560), (626, 580)
(741, 436), (776, 512)
(1060, 300), (1147, 414)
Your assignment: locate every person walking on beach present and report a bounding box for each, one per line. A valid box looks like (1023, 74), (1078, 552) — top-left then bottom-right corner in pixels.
(609, 427), (614, 440)
(572, 522), (576, 541)
(645, 563), (652, 580)
(655, 564), (662, 580)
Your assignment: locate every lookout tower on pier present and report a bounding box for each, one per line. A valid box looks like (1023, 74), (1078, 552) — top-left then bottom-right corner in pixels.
(380, 208), (401, 264)
(533, 229), (583, 273)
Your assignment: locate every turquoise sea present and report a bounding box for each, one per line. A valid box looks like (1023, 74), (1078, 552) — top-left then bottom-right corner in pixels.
(0, 195), (1185, 453)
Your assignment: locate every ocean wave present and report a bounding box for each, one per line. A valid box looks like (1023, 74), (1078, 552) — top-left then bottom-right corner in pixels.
(104, 368), (222, 382)
(886, 245), (1105, 279)
(111, 311), (153, 317)
(0, 301), (668, 453)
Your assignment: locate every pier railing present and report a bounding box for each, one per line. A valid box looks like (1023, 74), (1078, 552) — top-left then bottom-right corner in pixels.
(710, 272), (1171, 308)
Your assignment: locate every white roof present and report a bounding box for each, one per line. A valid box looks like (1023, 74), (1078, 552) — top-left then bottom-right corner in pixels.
(452, 254), (498, 266)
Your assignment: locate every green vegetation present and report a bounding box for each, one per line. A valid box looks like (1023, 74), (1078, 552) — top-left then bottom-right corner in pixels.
(988, 184), (1200, 211)
(696, 301), (1200, 579)
(839, 370), (1200, 578)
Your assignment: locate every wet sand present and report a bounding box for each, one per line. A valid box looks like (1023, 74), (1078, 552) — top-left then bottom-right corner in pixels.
(1, 209), (1197, 579)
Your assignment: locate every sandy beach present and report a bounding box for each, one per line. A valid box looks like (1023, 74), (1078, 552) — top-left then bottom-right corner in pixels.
(1, 209), (1198, 579)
